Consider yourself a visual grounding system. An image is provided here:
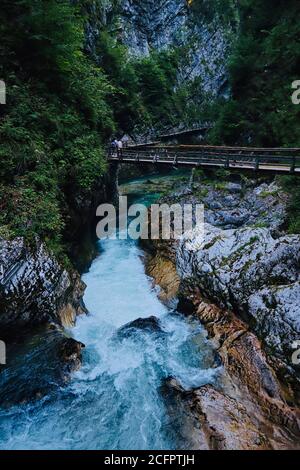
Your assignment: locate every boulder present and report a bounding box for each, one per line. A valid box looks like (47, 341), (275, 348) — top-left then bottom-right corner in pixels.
(0, 329), (85, 406)
(117, 316), (164, 338)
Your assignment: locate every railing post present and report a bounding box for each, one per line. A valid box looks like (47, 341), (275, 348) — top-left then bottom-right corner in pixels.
(200, 149), (204, 165)
(290, 156), (296, 174)
(255, 156), (259, 171)
(225, 155), (230, 169)
(173, 154), (178, 166)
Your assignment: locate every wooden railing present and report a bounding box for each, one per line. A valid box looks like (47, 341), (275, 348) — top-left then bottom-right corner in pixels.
(108, 145), (300, 175)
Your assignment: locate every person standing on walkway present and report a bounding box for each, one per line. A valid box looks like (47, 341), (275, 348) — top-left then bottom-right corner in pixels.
(117, 139), (123, 158)
(111, 138), (118, 156)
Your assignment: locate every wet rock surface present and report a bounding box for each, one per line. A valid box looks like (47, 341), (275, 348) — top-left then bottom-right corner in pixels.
(152, 178), (300, 387)
(146, 176), (300, 448)
(0, 329), (85, 407)
(58, 337), (85, 376)
(0, 237), (87, 394)
(165, 378), (273, 450)
(0, 237), (86, 334)
(145, 253), (180, 302)
(117, 316), (164, 337)
(84, 0), (236, 142)
(118, 0), (234, 95)
(178, 223), (300, 390)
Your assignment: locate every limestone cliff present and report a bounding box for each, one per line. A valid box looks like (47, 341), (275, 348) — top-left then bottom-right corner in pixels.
(147, 178), (300, 395)
(0, 237), (86, 335)
(84, 0), (237, 98)
(144, 176), (300, 447)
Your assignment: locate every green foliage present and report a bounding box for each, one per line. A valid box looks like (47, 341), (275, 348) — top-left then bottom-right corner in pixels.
(1, 0), (300, 256)
(134, 50), (179, 126)
(193, 167), (231, 185)
(0, 0), (115, 261)
(95, 31), (143, 131)
(0, 0), (200, 260)
(95, 29), (208, 131)
(277, 176), (300, 234)
(190, 0), (238, 24)
(205, 0), (300, 234)
(68, 134), (108, 190)
(215, 168), (231, 179)
(209, 0), (300, 147)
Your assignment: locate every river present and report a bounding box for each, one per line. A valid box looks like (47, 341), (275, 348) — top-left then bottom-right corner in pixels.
(0, 173), (221, 450)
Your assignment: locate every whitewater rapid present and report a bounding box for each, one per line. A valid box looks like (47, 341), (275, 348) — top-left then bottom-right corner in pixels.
(0, 175), (220, 450)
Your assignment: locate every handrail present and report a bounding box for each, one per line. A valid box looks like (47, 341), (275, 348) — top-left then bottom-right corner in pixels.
(107, 144), (300, 175)
(129, 144), (300, 153)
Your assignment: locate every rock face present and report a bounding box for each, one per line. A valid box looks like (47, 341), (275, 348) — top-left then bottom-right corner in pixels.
(197, 180), (288, 231)
(191, 385), (272, 450)
(0, 237), (86, 335)
(145, 253), (180, 302)
(117, 316), (163, 337)
(119, 0), (234, 95)
(145, 177), (300, 448)
(84, 0), (236, 97)
(165, 375), (300, 450)
(165, 377), (272, 450)
(178, 223), (300, 392)
(0, 329), (85, 406)
(195, 300), (300, 443)
(151, 178), (300, 392)
(58, 337), (85, 376)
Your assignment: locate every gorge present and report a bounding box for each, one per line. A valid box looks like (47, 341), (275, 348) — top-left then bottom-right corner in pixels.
(0, 0), (300, 451)
(0, 174), (222, 449)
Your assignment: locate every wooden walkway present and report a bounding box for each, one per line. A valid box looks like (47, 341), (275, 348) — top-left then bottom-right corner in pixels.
(108, 144), (300, 175)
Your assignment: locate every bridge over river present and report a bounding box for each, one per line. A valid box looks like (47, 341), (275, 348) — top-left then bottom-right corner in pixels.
(108, 144), (300, 175)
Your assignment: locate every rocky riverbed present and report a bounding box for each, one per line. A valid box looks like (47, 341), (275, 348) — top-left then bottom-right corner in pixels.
(144, 171), (300, 449)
